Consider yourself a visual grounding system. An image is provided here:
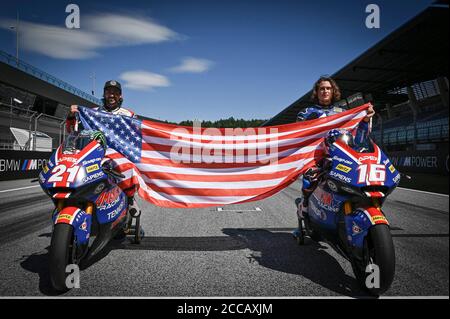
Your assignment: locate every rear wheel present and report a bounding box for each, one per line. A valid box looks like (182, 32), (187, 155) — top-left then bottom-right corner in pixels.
(352, 224), (396, 296)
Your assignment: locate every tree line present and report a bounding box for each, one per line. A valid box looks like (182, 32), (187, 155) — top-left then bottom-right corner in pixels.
(177, 117), (267, 128)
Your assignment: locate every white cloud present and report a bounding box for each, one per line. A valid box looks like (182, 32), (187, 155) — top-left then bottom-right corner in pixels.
(0, 20), (101, 59)
(84, 14), (179, 45)
(119, 70), (170, 91)
(169, 57), (214, 73)
(0, 13), (179, 60)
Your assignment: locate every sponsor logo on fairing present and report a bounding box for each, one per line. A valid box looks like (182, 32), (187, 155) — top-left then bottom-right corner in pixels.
(330, 171), (352, 183)
(332, 156), (353, 165)
(60, 157), (77, 163)
(80, 218), (87, 231)
(352, 222), (362, 234)
(371, 215), (387, 224)
(96, 186), (122, 208)
(107, 200), (125, 220)
(359, 155), (377, 162)
(86, 164), (100, 173)
(316, 192), (339, 213)
(393, 173), (401, 183)
(82, 158), (102, 166)
(336, 164), (352, 173)
(309, 201), (327, 220)
(56, 214), (73, 222)
(82, 171), (104, 183)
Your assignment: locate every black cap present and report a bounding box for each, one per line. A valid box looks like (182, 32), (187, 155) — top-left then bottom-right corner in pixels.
(104, 80), (122, 93)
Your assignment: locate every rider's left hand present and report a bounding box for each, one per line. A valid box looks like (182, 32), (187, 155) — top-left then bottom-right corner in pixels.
(364, 104), (375, 122)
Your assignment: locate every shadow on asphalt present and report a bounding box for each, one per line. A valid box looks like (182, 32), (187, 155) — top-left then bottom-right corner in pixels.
(221, 228), (373, 298)
(18, 245), (67, 296)
(20, 229), (385, 297)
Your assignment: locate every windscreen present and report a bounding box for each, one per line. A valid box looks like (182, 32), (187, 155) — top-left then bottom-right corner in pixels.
(352, 134), (375, 153)
(63, 133), (92, 153)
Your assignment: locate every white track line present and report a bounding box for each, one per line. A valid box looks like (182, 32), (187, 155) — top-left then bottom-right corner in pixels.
(397, 187), (449, 197)
(0, 185), (41, 193)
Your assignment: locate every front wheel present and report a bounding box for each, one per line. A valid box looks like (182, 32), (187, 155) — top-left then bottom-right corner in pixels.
(352, 224), (395, 296)
(49, 224), (81, 292)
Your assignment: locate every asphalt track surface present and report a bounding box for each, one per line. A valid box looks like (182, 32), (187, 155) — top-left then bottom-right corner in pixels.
(0, 178), (448, 297)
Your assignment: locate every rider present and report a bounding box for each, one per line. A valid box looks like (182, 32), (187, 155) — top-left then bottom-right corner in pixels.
(294, 76), (375, 228)
(66, 80), (140, 217)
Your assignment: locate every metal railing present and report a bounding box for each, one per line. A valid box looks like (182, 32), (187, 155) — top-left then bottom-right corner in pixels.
(1, 50), (102, 105)
(0, 102), (66, 151)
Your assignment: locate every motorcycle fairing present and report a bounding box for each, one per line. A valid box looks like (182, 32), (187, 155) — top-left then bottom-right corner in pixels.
(94, 184), (128, 225)
(52, 206), (92, 244)
(309, 184), (348, 231)
(345, 207), (389, 249)
(40, 142), (107, 192)
(328, 141), (400, 197)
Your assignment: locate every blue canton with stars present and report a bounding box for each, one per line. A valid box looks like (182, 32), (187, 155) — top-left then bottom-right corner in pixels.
(78, 106), (142, 163)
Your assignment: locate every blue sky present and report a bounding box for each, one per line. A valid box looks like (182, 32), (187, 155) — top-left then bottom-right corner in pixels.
(0, 0), (433, 122)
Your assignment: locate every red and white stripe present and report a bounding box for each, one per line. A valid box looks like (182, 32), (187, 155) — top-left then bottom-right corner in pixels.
(106, 104), (370, 208)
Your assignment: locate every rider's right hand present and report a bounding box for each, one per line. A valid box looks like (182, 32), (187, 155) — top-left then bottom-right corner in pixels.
(70, 105), (79, 115)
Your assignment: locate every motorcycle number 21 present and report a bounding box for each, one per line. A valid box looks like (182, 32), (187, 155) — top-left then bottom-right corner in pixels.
(357, 164), (386, 184)
(48, 165), (80, 183)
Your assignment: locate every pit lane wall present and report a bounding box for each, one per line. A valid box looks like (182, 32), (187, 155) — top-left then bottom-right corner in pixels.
(0, 150), (51, 181)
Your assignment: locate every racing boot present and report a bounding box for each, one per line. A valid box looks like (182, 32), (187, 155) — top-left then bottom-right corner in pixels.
(128, 196), (145, 244)
(292, 197), (308, 243)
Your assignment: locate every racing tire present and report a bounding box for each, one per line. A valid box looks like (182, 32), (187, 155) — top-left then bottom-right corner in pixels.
(49, 224), (75, 292)
(352, 224), (396, 296)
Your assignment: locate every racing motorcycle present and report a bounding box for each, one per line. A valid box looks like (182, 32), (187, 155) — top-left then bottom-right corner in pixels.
(294, 129), (401, 296)
(37, 129), (144, 291)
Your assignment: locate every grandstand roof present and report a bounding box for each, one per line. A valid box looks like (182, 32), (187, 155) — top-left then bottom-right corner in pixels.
(0, 50), (101, 109)
(264, 4), (449, 126)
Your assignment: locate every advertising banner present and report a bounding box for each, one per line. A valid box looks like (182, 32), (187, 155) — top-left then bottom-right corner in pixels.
(0, 151), (52, 181)
(388, 145), (449, 175)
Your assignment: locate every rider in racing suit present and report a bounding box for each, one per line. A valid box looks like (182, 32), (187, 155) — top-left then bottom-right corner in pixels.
(66, 80), (141, 217)
(293, 76), (375, 236)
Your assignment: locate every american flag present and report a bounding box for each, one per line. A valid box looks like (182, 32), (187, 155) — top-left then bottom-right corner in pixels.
(78, 104), (370, 208)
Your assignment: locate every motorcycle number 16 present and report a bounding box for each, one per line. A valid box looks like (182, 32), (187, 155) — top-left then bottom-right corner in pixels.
(357, 164), (386, 184)
(48, 164), (80, 183)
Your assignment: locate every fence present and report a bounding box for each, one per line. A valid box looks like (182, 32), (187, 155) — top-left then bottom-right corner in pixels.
(0, 102), (66, 151)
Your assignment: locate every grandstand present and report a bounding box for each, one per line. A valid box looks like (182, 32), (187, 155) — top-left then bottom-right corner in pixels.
(0, 49), (167, 152)
(263, 3), (449, 182)
(0, 50), (101, 151)
(371, 79), (449, 152)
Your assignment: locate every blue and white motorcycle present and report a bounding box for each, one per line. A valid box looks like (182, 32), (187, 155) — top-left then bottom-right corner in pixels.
(38, 129), (143, 291)
(295, 129), (401, 295)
